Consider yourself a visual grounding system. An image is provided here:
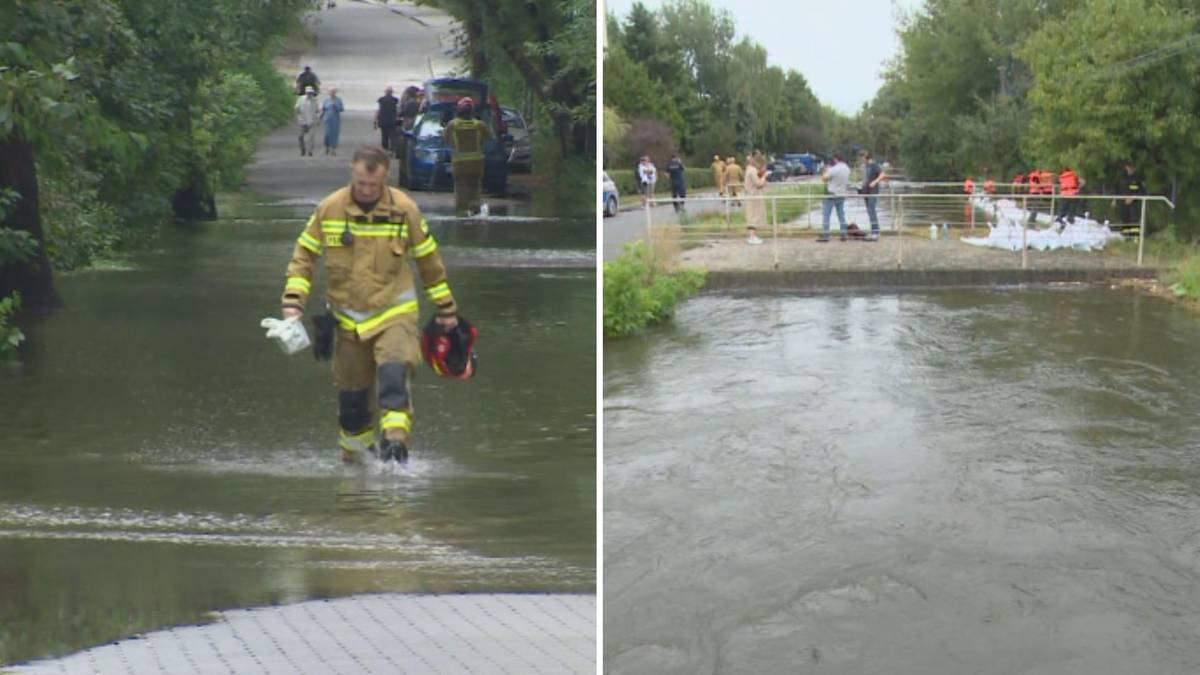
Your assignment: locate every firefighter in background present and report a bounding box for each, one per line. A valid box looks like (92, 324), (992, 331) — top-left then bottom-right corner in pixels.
(445, 97), (490, 216)
(280, 146), (461, 464)
(724, 156), (743, 204)
(1116, 160), (1145, 236)
(1055, 166), (1084, 225)
(711, 155), (726, 196)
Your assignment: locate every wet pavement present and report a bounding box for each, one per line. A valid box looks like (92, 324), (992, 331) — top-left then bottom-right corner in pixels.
(605, 288), (1200, 674)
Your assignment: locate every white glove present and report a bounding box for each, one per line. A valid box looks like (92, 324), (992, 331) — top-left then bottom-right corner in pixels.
(261, 316), (311, 355)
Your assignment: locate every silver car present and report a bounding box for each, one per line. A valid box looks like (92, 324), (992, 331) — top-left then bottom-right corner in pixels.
(500, 106), (532, 173)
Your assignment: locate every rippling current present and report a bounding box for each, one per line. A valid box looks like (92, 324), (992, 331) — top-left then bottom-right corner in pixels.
(605, 288), (1200, 674)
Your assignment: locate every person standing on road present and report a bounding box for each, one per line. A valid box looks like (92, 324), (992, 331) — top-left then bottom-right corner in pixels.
(295, 86), (320, 157)
(446, 97), (491, 216)
(819, 153), (851, 241)
(743, 156), (770, 244)
(375, 86), (400, 150)
(858, 150), (887, 240)
(637, 156), (657, 207)
(296, 65), (319, 95)
(724, 156), (743, 205)
(321, 87), (344, 156)
(667, 153), (686, 213)
(711, 155), (726, 196)
(279, 146), (462, 464)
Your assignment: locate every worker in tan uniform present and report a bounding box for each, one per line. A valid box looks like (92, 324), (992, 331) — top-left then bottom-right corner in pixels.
(280, 146), (460, 464)
(445, 97), (491, 216)
(711, 155), (726, 196)
(724, 156), (743, 204)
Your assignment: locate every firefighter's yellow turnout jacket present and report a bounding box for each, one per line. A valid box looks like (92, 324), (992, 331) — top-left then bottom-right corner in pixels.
(281, 185), (456, 338)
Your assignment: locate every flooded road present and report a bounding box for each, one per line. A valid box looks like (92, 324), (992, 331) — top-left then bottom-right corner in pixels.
(0, 209), (595, 664)
(605, 289), (1200, 674)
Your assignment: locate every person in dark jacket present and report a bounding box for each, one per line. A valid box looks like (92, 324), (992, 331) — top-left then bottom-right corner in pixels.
(375, 87), (400, 150)
(1117, 160), (1145, 226)
(666, 154), (686, 213)
(296, 66), (319, 95)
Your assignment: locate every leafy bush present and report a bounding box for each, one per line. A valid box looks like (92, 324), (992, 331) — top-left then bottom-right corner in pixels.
(193, 70), (271, 191)
(38, 175), (124, 271)
(0, 291), (23, 361)
(604, 241), (706, 337)
(1168, 254), (1200, 301)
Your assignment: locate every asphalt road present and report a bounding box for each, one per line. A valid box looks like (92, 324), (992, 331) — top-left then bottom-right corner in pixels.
(246, 0), (521, 215)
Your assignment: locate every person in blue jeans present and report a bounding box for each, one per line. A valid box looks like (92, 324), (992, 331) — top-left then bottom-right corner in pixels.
(858, 150), (887, 240)
(819, 153), (850, 241)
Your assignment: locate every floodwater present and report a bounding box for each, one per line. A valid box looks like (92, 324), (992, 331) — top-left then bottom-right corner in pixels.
(0, 201), (595, 664)
(605, 289), (1200, 674)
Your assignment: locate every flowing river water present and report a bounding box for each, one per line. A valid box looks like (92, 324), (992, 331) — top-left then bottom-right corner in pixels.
(605, 288), (1200, 674)
(0, 198), (595, 664)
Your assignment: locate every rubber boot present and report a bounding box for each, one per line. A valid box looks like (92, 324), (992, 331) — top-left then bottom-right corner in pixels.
(379, 438), (409, 464)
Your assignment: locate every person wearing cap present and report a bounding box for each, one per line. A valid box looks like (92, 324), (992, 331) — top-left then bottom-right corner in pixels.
(375, 86), (400, 150)
(296, 65), (319, 96)
(279, 146), (461, 464)
(711, 155), (726, 196)
(295, 86), (320, 157)
(723, 156), (742, 205)
(445, 97), (491, 215)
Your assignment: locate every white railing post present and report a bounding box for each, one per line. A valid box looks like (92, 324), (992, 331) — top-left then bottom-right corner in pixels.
(772, 196), (779, 269)
(1021, 195), (1028, 270)
(897, 194), (904, 269)
(1138, 198), (1147, 267)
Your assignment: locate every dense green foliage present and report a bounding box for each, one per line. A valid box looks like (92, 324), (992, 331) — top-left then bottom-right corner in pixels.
(604, 1), (830, 167)
(0, 190), (34, 359)
(0, 0), (310, 276)
(854, 0), (1199, 236)
(604, 241), (706, 337)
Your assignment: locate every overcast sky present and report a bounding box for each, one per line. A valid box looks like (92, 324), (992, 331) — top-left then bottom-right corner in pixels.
(604, 0), (926, 114)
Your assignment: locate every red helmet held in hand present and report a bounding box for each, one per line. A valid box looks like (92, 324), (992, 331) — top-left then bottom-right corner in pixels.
(421, 316), (478, 379)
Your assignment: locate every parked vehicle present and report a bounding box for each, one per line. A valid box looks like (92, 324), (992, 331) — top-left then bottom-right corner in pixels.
(782, 153), (820, 175)
(398, 78), (510, 196)
(602, 171), (619, 217)
(500, 106), (532, 173)
(766, 160), (791, 181)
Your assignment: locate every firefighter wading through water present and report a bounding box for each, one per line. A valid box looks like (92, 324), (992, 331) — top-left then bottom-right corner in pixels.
(445, 97), (490, 216)
(281, 146), (460, 464)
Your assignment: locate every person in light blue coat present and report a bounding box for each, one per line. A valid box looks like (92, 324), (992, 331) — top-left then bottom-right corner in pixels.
(321, 87), (344, 155)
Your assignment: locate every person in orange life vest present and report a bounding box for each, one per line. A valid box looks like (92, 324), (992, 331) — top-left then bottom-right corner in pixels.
(983, 178), (996, 194)
(1039, 169), (1054, 195)
(1025, 170), (1042, 222)
(963, 177), (975, 194)
(1055, 167), (1084, 225)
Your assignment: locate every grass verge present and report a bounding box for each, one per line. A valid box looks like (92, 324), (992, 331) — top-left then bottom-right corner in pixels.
(604, 238), (706, 338)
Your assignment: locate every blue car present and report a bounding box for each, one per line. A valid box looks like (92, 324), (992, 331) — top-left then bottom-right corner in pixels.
(398, 78), (510, 196)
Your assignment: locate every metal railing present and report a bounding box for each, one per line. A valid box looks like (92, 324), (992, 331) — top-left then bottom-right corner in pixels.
(644, 190), (1175, 269)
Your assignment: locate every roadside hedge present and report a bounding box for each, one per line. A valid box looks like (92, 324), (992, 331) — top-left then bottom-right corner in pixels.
(606, 169), (716, 198)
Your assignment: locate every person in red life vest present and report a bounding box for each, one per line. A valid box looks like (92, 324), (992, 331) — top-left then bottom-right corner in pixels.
(1039, 169), (1054, 195)
(963, 177), (975, 194)
(1055, 166), (1084, 225)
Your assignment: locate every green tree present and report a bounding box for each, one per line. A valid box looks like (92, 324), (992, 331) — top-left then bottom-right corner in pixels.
(1021, 0), (1200, 234)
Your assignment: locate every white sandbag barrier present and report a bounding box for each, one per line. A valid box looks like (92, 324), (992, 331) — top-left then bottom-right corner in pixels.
(962, 196), (1124, 252)
(8, 593), (596, 675)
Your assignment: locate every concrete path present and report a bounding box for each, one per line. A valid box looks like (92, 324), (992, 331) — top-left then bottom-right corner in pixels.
(8, 594), (595, 674)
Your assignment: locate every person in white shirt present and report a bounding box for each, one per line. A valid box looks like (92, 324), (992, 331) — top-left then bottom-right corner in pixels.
(819, 153), (851, 241)
(637, 156), (657, 206)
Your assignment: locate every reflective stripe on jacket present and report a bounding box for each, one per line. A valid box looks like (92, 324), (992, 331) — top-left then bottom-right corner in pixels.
(447, 118), (489, 164)
(281, 186), (457, 339)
